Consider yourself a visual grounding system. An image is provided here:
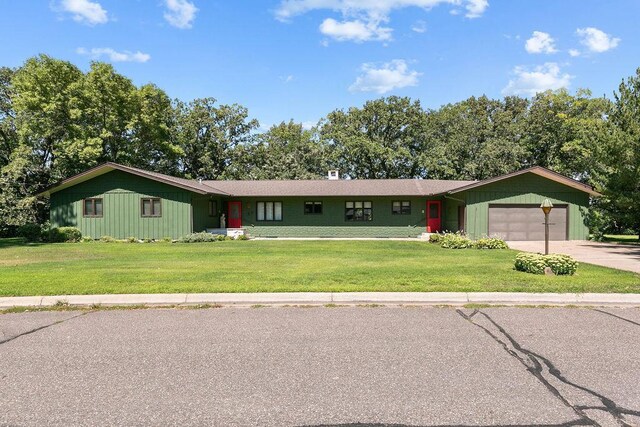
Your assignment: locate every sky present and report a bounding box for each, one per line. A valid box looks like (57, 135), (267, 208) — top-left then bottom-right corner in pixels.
(1, 1), (639, 129)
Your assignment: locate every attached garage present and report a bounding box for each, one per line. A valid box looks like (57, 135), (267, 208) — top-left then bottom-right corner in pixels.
(447, 167), (600, 241)
(488, 204), (567, 241)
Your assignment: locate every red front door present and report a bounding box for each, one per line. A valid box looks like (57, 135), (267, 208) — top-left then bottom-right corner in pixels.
(228, 201), (242, 228)
(426, 200), (442, 233)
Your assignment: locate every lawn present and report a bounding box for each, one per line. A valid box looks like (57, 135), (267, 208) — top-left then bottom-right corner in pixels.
(602, 234), (640, 245)
(0, 238), (638, 296)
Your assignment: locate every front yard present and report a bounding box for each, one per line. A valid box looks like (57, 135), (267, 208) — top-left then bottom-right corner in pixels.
(0, 239), (638, 296)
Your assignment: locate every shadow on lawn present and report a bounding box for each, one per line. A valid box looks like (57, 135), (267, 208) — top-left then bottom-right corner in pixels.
(0, 237), (45, 249)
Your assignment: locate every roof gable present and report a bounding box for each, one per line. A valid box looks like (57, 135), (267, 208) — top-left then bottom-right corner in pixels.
(39, 162), (227, 196)
(447, 166), (600, 196)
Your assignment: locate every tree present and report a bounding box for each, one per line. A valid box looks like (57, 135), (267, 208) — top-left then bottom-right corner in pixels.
(0, 67), (17, 168)
(423, 96), (528, 180)
(12, 54), (84, 182)
(129, 84), (181, 174)
(321, 96), (430, 179)
(604, 69), (640, 237)
(226, 121), (331, 179)
(173, 98), (259, 179)
(523, 89), (611, 182)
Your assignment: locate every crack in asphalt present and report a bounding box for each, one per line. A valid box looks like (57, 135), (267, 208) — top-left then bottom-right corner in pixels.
(456, 309), (640, 427)
(300, 421), (593, 426)
(0, 311), (90, 346)
(592, 309), (640, 327)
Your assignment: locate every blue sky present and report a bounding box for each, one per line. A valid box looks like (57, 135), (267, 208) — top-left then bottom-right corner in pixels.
(1, 1), (638, 129)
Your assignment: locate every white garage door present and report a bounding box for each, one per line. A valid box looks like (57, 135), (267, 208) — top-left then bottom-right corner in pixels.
(488, 204), (567, 241)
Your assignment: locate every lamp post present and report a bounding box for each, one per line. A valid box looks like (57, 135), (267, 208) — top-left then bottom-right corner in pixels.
(540, 199), (554, 255)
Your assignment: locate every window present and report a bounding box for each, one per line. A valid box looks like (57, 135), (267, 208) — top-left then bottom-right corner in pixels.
(345, 201), (372, 221)
(141, 198), (162, 217)
(304, 201), (323, 215)
(83, 198), (103, 217)
(257, 201), (283, 221)
(392, 201), (411, 215)
(208, 200), (217, 216)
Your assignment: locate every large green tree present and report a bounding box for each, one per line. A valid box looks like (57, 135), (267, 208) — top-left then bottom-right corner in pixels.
(226, 121), (330, 179)
(604, 69), (640, 236)
(173, 98), (259, 179)
(321, 96), (430, 179)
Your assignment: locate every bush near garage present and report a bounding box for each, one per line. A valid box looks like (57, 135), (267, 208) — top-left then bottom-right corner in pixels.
(48, 227), (83, 243)
(515, 253), (578, 275)
(473, 237), (509, 249)
(429, 232), (508, 250)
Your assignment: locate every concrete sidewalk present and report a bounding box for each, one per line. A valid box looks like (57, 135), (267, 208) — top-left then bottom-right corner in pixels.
(2, 292), (640, 308)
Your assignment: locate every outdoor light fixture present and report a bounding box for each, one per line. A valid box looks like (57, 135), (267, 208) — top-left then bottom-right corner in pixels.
(540, 199), (554, 255)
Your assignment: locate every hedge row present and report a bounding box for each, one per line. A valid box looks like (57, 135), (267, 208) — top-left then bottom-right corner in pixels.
(428, 232), (509, 250)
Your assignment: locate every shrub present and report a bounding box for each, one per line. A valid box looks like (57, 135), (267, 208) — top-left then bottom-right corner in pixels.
(178, 232), (220, 243)
(100, 235), (117, 243)
(17, 223), (43, 242)
(126, 236), (138, 243)
(48, 227), (82, 243)
(428, 233), (442, 244)
(440, 232), (473, 249)
(515, 253), (578, 275)
(515, 253), (547, 274)
(236, 234), (249, 240)
(474, 237), (509, 250)
(545, 254), (578, 275)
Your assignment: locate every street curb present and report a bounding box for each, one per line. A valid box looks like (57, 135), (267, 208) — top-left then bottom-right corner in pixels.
(1, 292), (640, 308)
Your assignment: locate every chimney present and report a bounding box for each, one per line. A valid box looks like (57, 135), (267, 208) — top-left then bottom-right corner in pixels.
(327, 170), (339, 180)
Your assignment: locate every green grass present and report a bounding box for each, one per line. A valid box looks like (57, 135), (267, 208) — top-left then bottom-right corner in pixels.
(0, 239), (638, 296)
(602, 234), (640, 245)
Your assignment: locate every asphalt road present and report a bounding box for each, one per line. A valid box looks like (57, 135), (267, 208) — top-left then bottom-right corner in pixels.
(1, 306), (639, 427)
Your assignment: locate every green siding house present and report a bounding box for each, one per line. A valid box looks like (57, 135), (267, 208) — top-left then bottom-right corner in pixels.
(40, 162), (599, 241)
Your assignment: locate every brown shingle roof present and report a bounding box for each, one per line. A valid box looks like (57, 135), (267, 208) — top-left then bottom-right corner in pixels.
(202, 179), (475, 197)
(39, 163), (599, 199)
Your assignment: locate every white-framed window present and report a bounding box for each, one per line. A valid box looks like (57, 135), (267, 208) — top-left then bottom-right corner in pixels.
(392, 201), (411, 215)
(345, 201), (372, 221)
(257, 201), (283, 221)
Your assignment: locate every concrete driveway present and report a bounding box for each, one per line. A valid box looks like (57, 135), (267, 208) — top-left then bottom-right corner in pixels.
(2, 306), (640, 426)
(508, 240), (640, 273)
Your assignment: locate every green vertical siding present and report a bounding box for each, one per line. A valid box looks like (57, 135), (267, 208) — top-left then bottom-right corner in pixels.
(49, 170), (194, 239)
(459, 173), (591, 240)
(222, 197), (458, 238)
(192, 196), (223, 232)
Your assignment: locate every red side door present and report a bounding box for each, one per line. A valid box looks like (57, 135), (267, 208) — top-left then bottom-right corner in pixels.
(426, 200), (442, 233)
(228, 201), (242, 228)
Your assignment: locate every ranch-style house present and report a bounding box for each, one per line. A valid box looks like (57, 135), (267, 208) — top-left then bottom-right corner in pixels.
(39, 162), (599, 241)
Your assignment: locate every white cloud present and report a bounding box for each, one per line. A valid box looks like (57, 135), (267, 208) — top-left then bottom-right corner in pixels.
(464, 0), (488, 18)
(58, 0), (108, 25)
(77, 47), (151, 63)
(275, 0), (488, 42)
(163, 0), (198, 29)
(576, 27), (620, 53)
(320, 18), (392, 42)
(568, 49), (580, 57)
(525, 31), (557, 54)
(280, 75), (294, 83)
(412, 20), (427, 33)
(349, 59), (421, 94)
(502, 63), (573, 97)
